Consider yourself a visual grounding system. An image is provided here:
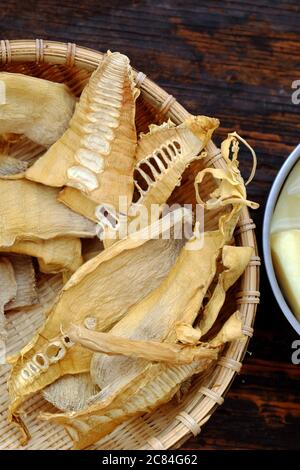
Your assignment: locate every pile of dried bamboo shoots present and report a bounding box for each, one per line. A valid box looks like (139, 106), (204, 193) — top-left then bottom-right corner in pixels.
(0, 51), (258, 449)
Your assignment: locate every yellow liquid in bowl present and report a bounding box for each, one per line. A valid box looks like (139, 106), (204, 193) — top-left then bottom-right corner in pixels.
(271, 159), (300, 321)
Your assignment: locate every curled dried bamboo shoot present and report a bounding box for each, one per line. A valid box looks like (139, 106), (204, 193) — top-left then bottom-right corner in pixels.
(68, 324), (218, 365)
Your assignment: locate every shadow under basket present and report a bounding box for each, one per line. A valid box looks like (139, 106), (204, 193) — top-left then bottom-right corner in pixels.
(0, 39), (260, 450)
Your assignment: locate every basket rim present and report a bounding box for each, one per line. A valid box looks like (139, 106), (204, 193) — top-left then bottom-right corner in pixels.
(0, 38), (260, 451)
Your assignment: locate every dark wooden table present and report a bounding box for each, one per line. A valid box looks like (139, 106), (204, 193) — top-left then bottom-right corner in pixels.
(2, 0), (300, 450)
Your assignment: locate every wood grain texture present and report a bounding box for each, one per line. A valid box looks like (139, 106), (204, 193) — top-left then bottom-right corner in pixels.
(1, 0), (300, 451)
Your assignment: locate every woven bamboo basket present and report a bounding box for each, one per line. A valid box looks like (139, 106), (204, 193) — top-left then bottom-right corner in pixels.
(0, 39), (260, 450)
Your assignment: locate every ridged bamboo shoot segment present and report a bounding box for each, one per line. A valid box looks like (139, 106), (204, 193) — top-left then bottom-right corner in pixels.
(26, 51), (139, 224)
(0, 72), (76, 147)
(133, 117), (218, 211)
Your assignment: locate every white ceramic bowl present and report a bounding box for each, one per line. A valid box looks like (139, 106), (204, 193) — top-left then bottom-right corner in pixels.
(263, 144), (300, 335)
